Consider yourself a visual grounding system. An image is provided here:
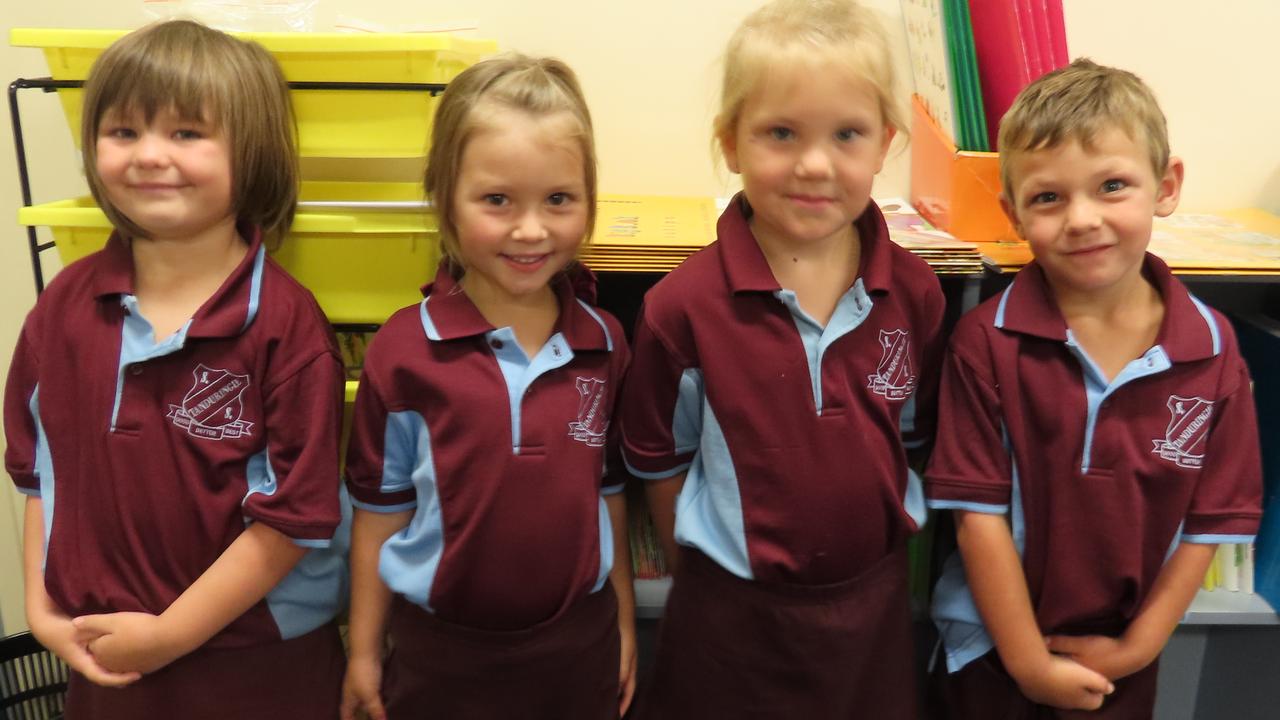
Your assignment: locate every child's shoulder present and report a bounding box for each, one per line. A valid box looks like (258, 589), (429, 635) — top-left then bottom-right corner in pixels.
(640, 243), (729, 316)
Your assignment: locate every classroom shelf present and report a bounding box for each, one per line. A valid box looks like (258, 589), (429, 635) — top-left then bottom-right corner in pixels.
(1184, 589), (1279, 626)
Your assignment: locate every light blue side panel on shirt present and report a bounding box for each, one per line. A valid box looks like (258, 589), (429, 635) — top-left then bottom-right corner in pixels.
(264, 486), (353, 639)
(931, 426), (1026, 673)
(376, 410), (447, 611)
(243, 449), (352, 639)
(674, 398), (752, 580)
(593, 495), (614, 592)
(25, 387), (57, 567)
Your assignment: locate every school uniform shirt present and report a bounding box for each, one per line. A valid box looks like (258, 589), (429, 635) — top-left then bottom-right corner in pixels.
(618, 194), (947, 585)
(344, 263), (630, 631)
(3, 228), (350, 649)
(927, 255), (1263, 672)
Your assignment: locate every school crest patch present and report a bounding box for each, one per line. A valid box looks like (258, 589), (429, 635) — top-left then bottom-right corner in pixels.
(867, 329), (916, 400)
(166, 364), (254, 440)
(568, 376), (609, 447)
(1151, 395), (1213, 469)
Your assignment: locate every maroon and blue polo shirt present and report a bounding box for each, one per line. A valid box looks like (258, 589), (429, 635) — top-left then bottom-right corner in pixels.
(3, 228), (349, 648)
(927, 254), (1263, 672)
(344, 263), (630, 631)
(618, 194), (947, 585)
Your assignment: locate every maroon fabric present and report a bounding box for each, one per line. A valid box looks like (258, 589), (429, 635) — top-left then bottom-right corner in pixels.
(344, 266), (631, 631)
(64, 621), (344, 719)
(633, 546), (918, 720)
(618, 195), (946, 584)
(4, 227), (345, 649)
(929, 648), (1160, 720)
(927, 255), (1262, 636)
(383, 585), (620, 720)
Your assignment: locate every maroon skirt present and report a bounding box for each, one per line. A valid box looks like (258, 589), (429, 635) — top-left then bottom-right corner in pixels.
(929, 646), (1160, 720)
(383, 585), (620, 720)
(633, 545), (918, 720)
(64, 621), (344, 720)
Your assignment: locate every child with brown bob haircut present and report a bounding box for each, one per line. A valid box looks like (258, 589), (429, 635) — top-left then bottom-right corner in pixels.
(5, 20), (349, 718)
(927, 59), (1263, 718)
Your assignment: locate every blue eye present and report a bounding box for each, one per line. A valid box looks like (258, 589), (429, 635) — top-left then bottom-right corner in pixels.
(769, 127), (794, 141)
(1100, 179), (1126, 193)
(483, 194), (507, 206)
(174, 129), (204, 141)
(835, 128), (860, 142)
(1030, 191), (1058, 205)
(548, 192), (572, 207)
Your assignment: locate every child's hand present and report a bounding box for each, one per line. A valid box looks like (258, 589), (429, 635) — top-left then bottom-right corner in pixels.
(1012, 653), (1115, 710)
(73, 612), (182, 675)
(28, 608), (141, 688)
(340, 654), (386, 720)
(1046, 634), (1144, 681)
(618, 621), (638, 716)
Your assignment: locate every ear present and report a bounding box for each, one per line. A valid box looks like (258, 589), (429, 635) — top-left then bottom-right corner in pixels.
(999, 193), (1024, 238)
(1154, 156), (1184, 218)
(719, 127), (741, 175)
(874, 126), (897, 174)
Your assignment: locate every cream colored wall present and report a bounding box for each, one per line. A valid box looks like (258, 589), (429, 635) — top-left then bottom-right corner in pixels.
(0, 0), (1277, 633)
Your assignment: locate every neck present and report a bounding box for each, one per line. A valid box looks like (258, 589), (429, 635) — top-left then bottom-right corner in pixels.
(131, 216), (248, 296)
(752, 220), (859, 269)
(1052, 264), (1156, 324)
(461, 278), (560, 332)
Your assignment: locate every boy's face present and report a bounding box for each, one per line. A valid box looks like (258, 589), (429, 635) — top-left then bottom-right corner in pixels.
(720, 66), (894, 250)
(1002, 126), (1182, 300)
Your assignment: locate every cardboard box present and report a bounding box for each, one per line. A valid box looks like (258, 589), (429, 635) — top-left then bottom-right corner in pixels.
(909, 94), (1018, 244)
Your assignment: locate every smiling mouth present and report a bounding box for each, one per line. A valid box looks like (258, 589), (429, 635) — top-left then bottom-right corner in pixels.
(1068, 244), (1113, 256)
(502, 253), (550, 271)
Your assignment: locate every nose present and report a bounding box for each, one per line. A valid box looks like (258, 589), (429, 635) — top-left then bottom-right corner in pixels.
(510, 209), (549, 242)
(1064, 197), (1102, 234)
(132, 131), (171, 169)
(795, 144), (834, 179)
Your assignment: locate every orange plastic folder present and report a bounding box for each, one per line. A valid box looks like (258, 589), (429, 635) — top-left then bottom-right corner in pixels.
(909, 94), (1017, 244)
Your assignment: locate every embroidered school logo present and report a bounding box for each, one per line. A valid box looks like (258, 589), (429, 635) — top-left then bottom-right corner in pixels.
(867, 329), (916, 400)
(1152, 395), (1214, 469)
(568, 376), (609, 447)
(166, 364), (254, 441)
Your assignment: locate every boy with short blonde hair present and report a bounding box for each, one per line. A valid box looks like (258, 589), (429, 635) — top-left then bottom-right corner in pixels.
(926, 58), (1263, 719)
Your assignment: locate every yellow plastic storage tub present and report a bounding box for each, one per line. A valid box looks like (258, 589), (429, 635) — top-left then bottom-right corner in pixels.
(10, 29), (497, 158)
(18, 181), (440, 325)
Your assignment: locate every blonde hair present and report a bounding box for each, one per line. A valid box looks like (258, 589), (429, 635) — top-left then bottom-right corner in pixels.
(424, 53), (597, 269)
(998, 58), (1170, 200)
(714, 0), (904, 150)
(81, 20), (298, 242)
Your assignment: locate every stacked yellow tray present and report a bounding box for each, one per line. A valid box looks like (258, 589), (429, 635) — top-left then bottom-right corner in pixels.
(10, 28), (496, 158)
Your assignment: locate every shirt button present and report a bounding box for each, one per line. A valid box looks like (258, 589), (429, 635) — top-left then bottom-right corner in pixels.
(130, 364), (143, 376)
(490, 339), (504, 350)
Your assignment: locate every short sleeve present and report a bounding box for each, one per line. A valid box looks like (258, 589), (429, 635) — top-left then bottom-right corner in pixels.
(601, 322), (632, 496)
(617, 303), (700, 480)
(4, 313), (43, 495)
(1182, 358), (1264, 542)
(243, 350), (345, 544)
(925, 339), (1013, 513)
(343, 358), (420, 513)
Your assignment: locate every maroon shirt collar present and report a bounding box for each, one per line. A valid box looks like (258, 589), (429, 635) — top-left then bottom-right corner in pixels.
(90, 224), (267, 340)
(420, 260), (610, 351)
(717, 193), (896, 295)
(999, 253), (1219, 362)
